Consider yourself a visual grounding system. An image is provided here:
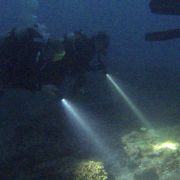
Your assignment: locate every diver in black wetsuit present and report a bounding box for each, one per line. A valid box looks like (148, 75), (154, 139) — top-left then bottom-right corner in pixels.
(0, 26), (45, 91)
(0, 27), (110, 96)
(40, 31), (109, 96)
(62, 31), (95, 94)
(62, 31), (109, 95)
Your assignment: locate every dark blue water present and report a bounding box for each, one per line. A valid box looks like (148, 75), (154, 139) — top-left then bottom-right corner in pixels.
(0, 1), (179, 179)
(1, 0), (179, 67)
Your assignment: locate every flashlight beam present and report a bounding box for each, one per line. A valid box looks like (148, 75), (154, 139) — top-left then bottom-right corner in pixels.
(106, 74), (151, 128)
(61, 99), (111, 156)
(62, 99), (93, 136)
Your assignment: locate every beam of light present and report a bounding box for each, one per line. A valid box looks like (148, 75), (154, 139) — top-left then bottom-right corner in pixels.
(153, 141), (179, 151)
(61, 99), (111, 156)
(106, 74), (151, 128)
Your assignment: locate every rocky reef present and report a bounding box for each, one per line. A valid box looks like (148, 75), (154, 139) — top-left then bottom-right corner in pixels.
(121, 126), (180, 180)
(0, 89), (179, 180)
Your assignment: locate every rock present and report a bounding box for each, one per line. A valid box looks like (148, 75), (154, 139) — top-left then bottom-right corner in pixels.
(121, 126), (180, 180)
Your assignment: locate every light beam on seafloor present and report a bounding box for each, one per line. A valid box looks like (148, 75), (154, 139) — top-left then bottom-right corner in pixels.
(61, 99), (110, 156)
(106, 74), (151, 128)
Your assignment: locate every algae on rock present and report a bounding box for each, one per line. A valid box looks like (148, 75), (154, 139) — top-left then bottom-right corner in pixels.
(74, 160), (108, 180)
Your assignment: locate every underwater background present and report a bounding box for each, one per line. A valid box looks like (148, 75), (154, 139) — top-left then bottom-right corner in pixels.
(0, 0), (179, 179)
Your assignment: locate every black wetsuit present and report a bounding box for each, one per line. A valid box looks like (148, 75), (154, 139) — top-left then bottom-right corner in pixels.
(0, 28), (44, 91)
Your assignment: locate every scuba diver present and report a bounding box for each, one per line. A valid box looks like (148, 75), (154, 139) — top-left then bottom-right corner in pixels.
(61, 31), (95, 95)
(40, 38), (66, 86)
(0, 26), (46, 91)
(0, 27), (109, 97)
(61, 30), (109, 95)
(91, 31), (109, 73)
(41, 30), (110, 96)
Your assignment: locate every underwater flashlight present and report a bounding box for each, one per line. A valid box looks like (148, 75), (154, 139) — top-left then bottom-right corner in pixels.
(61, 98), (65, 102)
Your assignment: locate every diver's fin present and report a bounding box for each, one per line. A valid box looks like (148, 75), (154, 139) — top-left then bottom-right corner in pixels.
(145, 29), (180, 41)
(150, 0), (180, 15)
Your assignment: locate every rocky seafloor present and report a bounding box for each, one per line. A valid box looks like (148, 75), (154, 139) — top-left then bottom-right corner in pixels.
(0, 89), (179, 180)
(119, 126), (180, 180)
